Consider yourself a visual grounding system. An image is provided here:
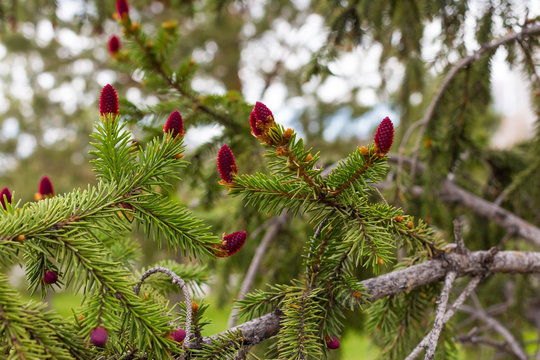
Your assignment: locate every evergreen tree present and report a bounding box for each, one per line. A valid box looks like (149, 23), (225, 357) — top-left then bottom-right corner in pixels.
(1, 0), (540, 359)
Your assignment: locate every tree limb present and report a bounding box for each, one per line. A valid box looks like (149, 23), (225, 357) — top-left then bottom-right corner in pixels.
(389, 155), (540, 245)
(190, 250), (540, 348)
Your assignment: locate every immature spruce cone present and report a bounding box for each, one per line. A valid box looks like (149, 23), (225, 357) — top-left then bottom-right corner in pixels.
(326, 336), (340, 349)
(163, 110), (185, 138)
(170, 328), (186, 343)
(0, 187), (12, 210)
(215, 231), (247, 257)
(43, 270), (58, 284)
(116, 0), (129, 18)
(217, 144), (238, 184)
(99, 84), (119, 116)
(108, 35), (121, 55)
(250, 101), (274, 136)
(38, 176), (54, 198)
(373, 117), (394, 155)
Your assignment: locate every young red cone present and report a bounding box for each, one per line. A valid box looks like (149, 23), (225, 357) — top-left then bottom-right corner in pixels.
(250, 101), (275, 136)
(373, 117), (394, 156)
(43, 270), (58, 284)
(108, 35), (121, 55)
(90, 327), (108, 347)
(163, 110), (185, 138)
(217, 144), (238, 184)
(35, 176), (54, 200)
(99, 84), (119, 116)
(326, 336), (340, 349)
(0, 187), (12, 210)
(116, 0), (129, 19)
(215, 231), (247, 257)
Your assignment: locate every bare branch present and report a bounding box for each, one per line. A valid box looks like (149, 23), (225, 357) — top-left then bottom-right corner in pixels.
(453, 219), (467, 254)
(405, 272), (457, 360)
(459, 305), (527, 360)
(133, 266), (193, 349)
(389, 155), (540, 245)
(189, 250), (540, 349)
(457, 334), (515, 357)
(444, 276), (482, 323)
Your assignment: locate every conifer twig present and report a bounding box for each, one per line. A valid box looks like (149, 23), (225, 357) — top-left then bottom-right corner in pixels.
(453, 219), (467, 254)
(134, 266), (193, 348)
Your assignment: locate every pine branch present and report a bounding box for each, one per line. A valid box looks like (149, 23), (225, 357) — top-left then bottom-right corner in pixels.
(189, 250), (540, 348)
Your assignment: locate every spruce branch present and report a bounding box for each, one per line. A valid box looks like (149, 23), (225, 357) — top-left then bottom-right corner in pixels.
(123, 20), (240, 131)
(397, 23), (540, 182)
(0, 273), (91, 360)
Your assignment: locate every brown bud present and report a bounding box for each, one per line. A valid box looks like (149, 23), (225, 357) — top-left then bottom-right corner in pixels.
(406, 221), (414, 229)
(282, 128), (294, 142)
(359, 146), (369, 157)
(395, 215), (404, 222)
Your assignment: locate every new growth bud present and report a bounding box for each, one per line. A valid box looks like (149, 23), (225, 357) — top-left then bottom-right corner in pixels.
(35, 176), (54, 200)
(0, 187), (12, 210)
(90, 327), (108, 347)
(170, 328), (186, 343)
(217, 144), (238, 184)
(43, 270), (58, 284)
(326, 336), (340, 349)
(108, 35), (121, 56)
(163, 110), (185, 139)
(99, 84), (119, 116)
(373, 117), (394, 156)
(116, 0), (129, 19)
(215, 231), (247, 257)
